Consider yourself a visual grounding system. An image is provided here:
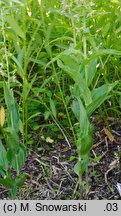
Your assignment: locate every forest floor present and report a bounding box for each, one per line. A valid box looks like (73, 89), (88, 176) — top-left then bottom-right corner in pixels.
(0, 117), (121, 200)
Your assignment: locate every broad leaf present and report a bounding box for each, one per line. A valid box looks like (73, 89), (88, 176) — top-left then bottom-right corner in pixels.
(71, 99), (80, 120)
(0, 175), (14, 189)
(78, 98), (89, 136)
(87, 58), (97, 86)
(0, 140), (8, 173)
(87, 81), (119, 116)
(3, 82), (14, 109)
(7, 144), (26, 171)
(5, 15), (25, 39)
(77, 125), (94, 156)
(5, 128), (20, 152)
(3, 82), (20, 130)
(72, 98), (89, 136)
(57, 59), (92, 106)
(74, 156), (89, 176)
(49, 98), (56, 118)
(10, 100), (19, 130)
(15, 173), (26, 188)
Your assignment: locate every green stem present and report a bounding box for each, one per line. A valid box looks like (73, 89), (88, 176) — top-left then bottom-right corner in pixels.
(22, 5), (28, 145)
(85, 169), (89, 198)
(78, 156), (83, 199)
(83, 14), (88, 84)
(15, 154), (19, 176)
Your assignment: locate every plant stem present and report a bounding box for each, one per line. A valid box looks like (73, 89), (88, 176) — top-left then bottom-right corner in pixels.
(83, 12), (88, 84)
(78, 156), (83, 199)
(22, 5), (28, 145)
(79, 175), (83, 199)
(85, 169), (89, 198)
(15, 154), (20, 176)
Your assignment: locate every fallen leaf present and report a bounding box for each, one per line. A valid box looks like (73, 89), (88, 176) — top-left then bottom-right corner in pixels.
(109, 159), (117, 169)
(46, 137), (54, 143)
(104, 127), (114, 142)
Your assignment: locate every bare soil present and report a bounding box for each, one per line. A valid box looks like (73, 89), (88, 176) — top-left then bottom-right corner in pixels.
(0, 118), (121, 200)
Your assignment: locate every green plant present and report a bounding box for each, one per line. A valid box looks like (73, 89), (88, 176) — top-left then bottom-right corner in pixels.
(57, 47), (120, 196)
(52, 1), (121, 197)
(0, 82), (26, 199)
(33, 0), (121, 197)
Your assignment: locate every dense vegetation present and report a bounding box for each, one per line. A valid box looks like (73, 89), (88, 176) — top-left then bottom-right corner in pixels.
(0, 0), (121, 199)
